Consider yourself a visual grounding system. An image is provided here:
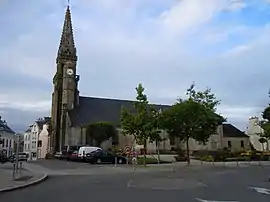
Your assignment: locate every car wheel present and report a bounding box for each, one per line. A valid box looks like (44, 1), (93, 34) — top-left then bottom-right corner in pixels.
(96, 159), (102, 164)
(118, 158), (123, 164)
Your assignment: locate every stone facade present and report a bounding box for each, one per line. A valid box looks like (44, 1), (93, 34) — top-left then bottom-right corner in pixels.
(246, 117), (270, 151)
(49, 6), (249, 153)
(61, 124), (249, 153)
(50, 6), (79, 152)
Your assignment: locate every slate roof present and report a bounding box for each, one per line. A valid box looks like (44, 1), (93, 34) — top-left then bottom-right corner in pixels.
(222, 123), (248, 138)
(36, 117), (51, 130)
(0, 117), (15, 134)
(68, 96), (170, 127)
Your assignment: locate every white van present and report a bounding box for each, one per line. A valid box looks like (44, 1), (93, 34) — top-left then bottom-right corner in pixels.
(78, 146), (101, 160)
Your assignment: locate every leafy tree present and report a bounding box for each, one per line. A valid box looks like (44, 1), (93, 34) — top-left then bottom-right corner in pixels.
(260, 121), (270, 151)
(120, 83), (159, 167)
(149, 108), (166, 164)
(86, 122), (118, 147)
(162, 83), (225, 165)
(262, 106), (270, 121)
(261, 92), (270, 151)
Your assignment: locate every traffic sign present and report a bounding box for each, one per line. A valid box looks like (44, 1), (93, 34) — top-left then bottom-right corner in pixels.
(124, 146), (131, 154)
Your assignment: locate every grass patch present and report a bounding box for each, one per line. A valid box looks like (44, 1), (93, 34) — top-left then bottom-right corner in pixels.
(135, 157), (171, 165)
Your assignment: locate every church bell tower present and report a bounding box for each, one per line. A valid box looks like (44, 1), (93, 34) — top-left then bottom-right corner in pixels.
(50, 5), (80, 152)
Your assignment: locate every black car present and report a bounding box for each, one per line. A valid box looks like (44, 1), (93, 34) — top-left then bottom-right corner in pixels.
(9, 153), (28, 163)
(0, 154), (8, 164)
(86, 150), (127, 164)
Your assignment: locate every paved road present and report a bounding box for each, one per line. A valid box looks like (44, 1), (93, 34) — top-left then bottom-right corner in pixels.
(0, 165), (269, 202)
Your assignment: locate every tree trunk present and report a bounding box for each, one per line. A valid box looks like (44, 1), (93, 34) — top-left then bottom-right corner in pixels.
(186, 138), (190, 165)
(156, 140), (160, 164)
(143, 139), (147, 167)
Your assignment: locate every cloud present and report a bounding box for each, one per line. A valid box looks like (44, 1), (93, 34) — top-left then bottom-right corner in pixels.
(0, 0), (270, 131)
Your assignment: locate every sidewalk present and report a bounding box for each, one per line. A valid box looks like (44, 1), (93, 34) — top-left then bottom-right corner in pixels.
(0, 163), (48, 192)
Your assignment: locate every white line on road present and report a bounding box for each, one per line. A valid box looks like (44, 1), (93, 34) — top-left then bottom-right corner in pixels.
(249, 187), (270, 195)
(196, 198), (239, 202)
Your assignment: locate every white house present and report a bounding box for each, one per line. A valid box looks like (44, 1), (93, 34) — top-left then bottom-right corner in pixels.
(24, 117), (50, 160)
(246, 117), (270, 151)
(0, 116), (16, 157)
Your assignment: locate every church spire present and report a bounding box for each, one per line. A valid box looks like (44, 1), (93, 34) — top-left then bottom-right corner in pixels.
(57, 5), (77, 62)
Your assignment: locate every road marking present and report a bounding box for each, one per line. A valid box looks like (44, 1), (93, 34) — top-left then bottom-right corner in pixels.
(249, 187), (270, 195)
(196, 198), (239, 202)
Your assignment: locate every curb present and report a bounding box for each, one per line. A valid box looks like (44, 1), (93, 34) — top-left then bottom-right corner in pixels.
(0, 174), (48, 193)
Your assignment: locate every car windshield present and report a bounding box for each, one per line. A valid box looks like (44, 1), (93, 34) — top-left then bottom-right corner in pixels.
(69, 146), (79, 151)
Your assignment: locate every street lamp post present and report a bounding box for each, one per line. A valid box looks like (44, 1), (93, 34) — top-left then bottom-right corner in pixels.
(15, 134), (19, 171)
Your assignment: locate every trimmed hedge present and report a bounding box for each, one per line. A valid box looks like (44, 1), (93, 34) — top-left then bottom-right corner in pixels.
(135, 157), (171, 164)
(193, 149), (270, 162)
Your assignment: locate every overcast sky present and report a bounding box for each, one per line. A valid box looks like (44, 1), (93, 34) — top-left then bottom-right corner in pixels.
(0, 0), (270, 132)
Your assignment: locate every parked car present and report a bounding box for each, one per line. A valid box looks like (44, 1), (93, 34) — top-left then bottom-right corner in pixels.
(0, 153), (8, 164)
(68, 151), (79, 161)
(9, 152), (28, 162)
(54, 151), (64, 159)
(62, 145), (82, 160)
(78, 146), (101, 161)
(86, 150), (127, 164)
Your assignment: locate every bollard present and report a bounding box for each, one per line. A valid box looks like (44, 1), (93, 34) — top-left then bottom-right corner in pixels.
(236, 160), (239, 167)
(258, 156), (262, 166)
(12, 163), (16, 180)
(172, 159), (176, 172)
(19, 162), (22, 175)
(223, 160), (226, 168)
(132, 157), (137, 171)
(114, 156), (117, 167)
(212, 158), (215, 167)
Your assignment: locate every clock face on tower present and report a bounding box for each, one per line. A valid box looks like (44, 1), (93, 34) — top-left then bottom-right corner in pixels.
(67, 68), (73, 76)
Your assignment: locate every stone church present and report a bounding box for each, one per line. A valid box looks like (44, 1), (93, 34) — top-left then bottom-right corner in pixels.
(50, 6), (250, 153)
(50, 6), (169, 153)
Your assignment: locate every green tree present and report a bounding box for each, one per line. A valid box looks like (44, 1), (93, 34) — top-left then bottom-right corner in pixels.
(120, 83), (159, 167)
(148, 108), (165, 164)
(86, 122), (118, 147)
(260, 121), (270, 151)
(163, 83), (225, 165)
(261, 91), (270, 151)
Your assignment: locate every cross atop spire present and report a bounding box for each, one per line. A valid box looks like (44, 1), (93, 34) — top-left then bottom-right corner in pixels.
(57, 4), (77, 62)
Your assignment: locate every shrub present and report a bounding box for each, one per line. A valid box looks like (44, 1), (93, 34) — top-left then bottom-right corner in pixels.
(135, 157), (171, 164)
(45, 153), (54, 159)
(174, 155), (187, 162)
(200, 155), (214, 162)
(193, 150), (231, 161)
(159, 149), (177, 155)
